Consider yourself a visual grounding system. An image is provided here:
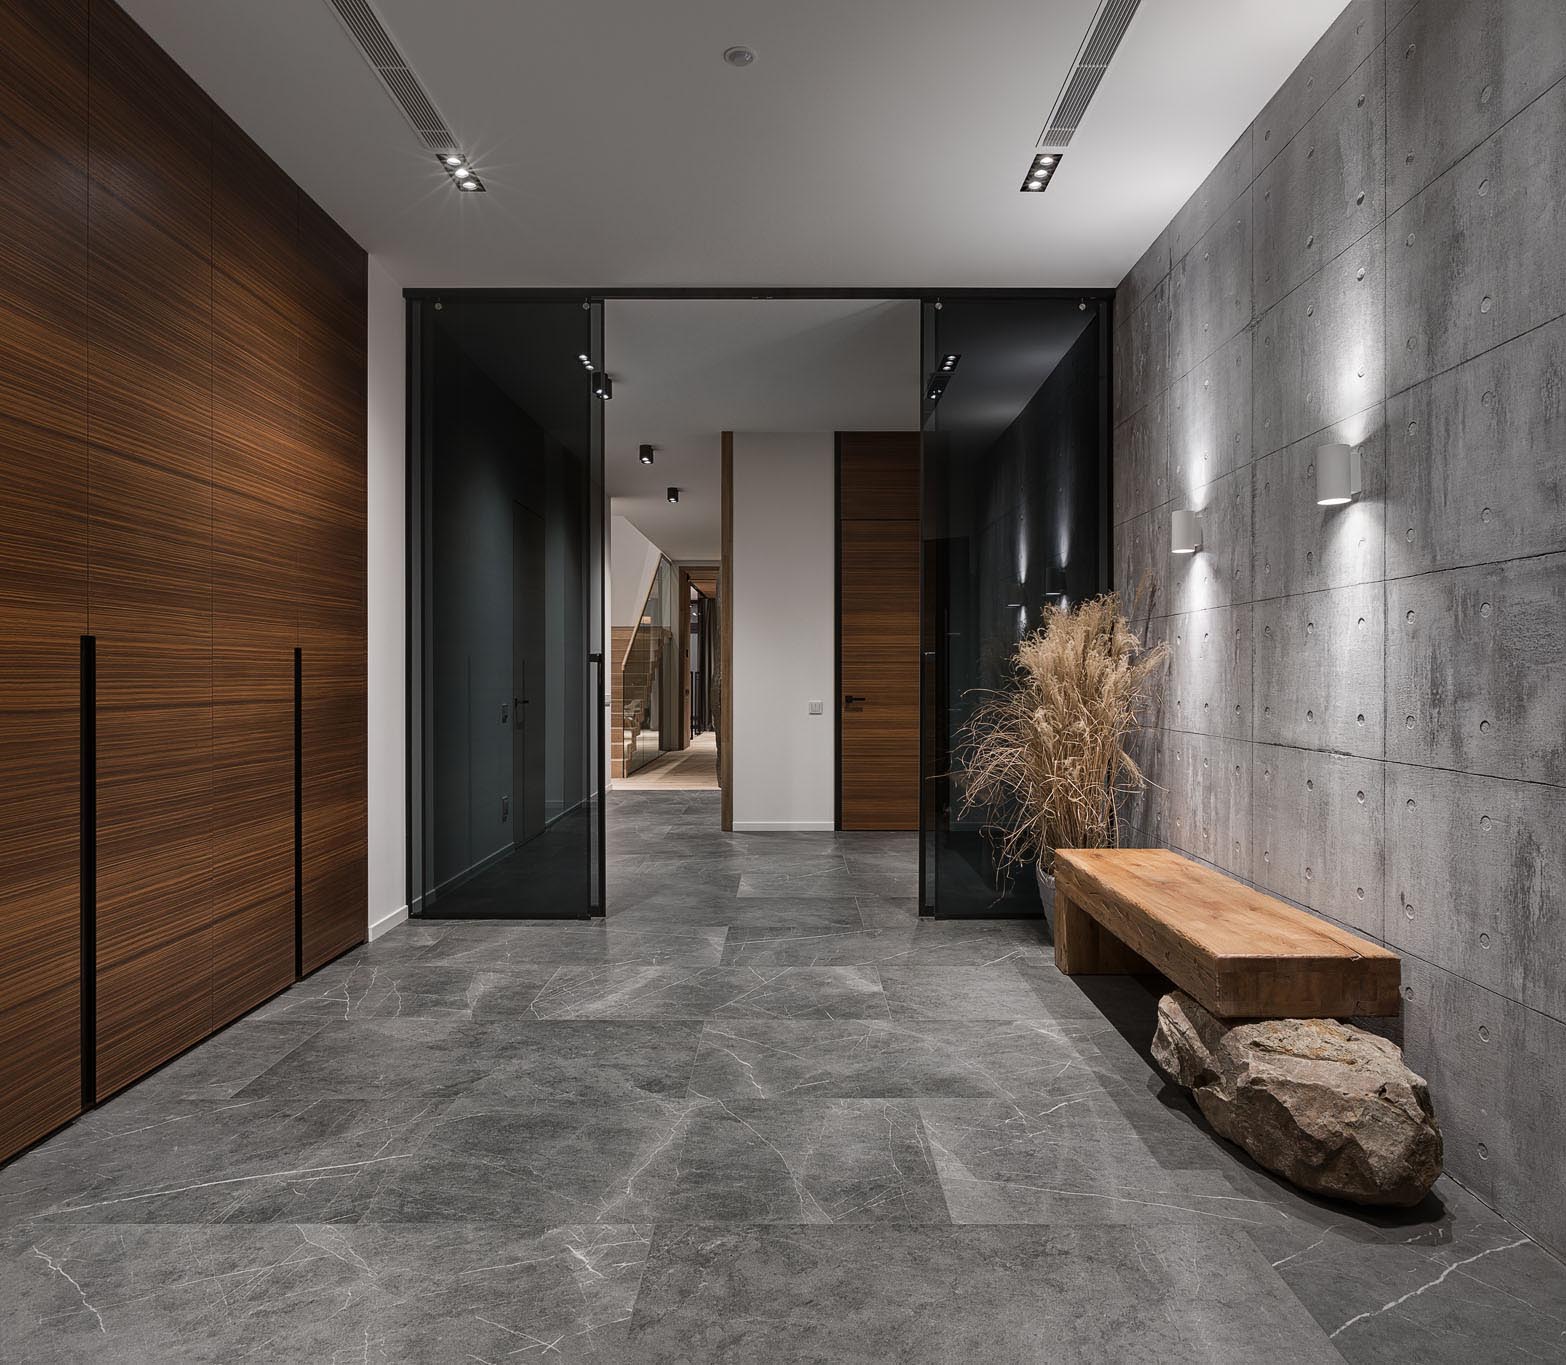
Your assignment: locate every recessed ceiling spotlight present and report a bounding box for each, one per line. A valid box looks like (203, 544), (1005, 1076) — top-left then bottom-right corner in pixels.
(443, 153), (465, 167)
(438, 153), (486, 192)
(458, 178), (482, 191)
(1020, 151), (1064, 193)
(940, 353), (961, 373)
(639, 444), (655, 465)
(723, 45), (756, 66)
(666, 486), (680, 504)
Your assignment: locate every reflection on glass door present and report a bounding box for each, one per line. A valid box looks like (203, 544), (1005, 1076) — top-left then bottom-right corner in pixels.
(411, 297), (604, 918)
(920, 297), (1110, 917)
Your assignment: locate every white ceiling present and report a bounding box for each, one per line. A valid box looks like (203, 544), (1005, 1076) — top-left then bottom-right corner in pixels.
(119, 0), (1344, 290)
(605, 299), (920, 560)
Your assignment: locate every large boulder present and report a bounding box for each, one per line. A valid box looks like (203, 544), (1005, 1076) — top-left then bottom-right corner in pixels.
(1151, 990), (1442, 1206)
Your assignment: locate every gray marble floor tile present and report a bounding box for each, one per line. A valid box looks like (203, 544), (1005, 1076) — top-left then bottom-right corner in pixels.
(737, 865), (902, 898)
(531, 965), (889, 1021)
(919, 1097), (1292, 1230)
(362, 1096), (945, 1228)
(232, 1017), (510, 1103)
(719, 920), (1050, 968)
(415, 921), (728, 967)
(1245, 1177), (1566, 1363)
(877, 965), (1054, 1019)
(251, 960), (560, 1022)
(854, 894), (921, 927)
(2, 1221), (649, 1363)
(623, 1223), (1345, 1363)
(609, 894), (864, 930)
(8, 1095), (451, 1227)
(443, 1021), (704, 1108)
(688, 1018), (1107, 1101)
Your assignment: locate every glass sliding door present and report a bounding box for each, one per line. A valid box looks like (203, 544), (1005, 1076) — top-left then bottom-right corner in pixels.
(919, 297), (1110, 917)
(410, 297), (605, 918)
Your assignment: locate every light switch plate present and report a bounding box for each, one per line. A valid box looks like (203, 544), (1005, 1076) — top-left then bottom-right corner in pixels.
(808, 700), (824, 715)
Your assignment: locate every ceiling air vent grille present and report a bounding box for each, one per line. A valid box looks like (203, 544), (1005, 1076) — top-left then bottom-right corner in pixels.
(325, 0), (459, 151)
(1039, 0), (1142, 146)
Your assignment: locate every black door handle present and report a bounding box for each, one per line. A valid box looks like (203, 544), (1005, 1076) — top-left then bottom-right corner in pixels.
(844, 694), (867, 707)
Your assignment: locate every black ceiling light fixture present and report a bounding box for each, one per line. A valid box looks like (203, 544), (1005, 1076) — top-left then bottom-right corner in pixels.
(938, 353), (961, 374)
(639, 444), (655, 465)
(437, 152), (485, 192)
(666, 486), (680, 504)
(1020, 151), (1062, 194)
(591, 372), (612, 399)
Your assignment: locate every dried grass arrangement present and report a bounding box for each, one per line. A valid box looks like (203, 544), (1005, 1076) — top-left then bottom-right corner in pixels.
(957, 592), (1167, 883)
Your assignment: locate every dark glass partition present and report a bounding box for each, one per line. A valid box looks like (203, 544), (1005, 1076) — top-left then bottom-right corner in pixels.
(920, 298), (1110, 917)
(410, 298), (604, 918)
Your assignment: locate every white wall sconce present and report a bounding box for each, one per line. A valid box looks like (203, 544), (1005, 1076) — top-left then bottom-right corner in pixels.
(1315, 442), (1363, 506)
(1171, 508), (1202, 555)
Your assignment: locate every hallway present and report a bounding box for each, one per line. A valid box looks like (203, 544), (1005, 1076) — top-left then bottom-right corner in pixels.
(2, 792), (1563, 1362)
(612, 731), (720, 791)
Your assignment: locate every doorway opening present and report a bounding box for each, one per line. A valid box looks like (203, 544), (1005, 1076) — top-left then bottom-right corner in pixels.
(406, 289), (1112, 922)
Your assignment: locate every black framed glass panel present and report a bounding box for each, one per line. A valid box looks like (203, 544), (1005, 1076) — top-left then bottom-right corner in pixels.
(919, 297), (1110, 917)
(410, 298), (605, 918)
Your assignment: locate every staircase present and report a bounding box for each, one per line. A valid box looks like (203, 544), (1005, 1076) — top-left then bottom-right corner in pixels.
(611, 622), (672, 777)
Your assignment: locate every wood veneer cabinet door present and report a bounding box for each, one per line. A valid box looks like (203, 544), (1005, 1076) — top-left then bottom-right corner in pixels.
(209, 112), (298, 1026)
(295, 197), (367, 974)
(0, 0), (89, 1162)
(87, 0), (215, 1099)
(839, 433), (920, 831)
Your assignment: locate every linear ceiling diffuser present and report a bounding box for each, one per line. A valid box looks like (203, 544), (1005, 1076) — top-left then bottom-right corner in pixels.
(1039, 0), (1142, 147)
(325, 0), (461, 153)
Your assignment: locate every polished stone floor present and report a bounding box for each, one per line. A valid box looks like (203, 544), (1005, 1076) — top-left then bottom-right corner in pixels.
(3, 790), (1565, 1362)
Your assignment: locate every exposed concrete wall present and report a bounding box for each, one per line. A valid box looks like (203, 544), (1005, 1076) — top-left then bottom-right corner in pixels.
(1112, 0), (1566, 1253)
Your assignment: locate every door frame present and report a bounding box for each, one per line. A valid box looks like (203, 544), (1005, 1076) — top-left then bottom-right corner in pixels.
(404, 287), (1113, 919)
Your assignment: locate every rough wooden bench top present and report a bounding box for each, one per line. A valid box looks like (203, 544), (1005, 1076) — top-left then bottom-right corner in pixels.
(1051, 847), (1401, 1019)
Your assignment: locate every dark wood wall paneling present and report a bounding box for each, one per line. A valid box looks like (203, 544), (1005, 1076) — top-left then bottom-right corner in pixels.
(0, 0), (367, 1150)
(838, 433), (921, 831)
(0, 0), (90, 1161)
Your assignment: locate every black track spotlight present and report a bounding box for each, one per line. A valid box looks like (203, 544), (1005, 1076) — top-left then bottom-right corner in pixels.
(666, 487), (680, 504)
(639, 444), (655, 465)
(591, 372), (612, 399)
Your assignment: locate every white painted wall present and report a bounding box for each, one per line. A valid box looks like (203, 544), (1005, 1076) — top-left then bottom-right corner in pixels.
(610, 513), (663, 628)
(731, 433), (836, 832)
(366, 257), (407, 940)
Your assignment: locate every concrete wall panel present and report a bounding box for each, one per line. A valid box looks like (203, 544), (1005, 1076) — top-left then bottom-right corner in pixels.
(1170, 328), (1252, 496)
(1169, 192), (1253, 379)
(1386, 81), (1566, 391)
(1253, 224), (1384, 456)
(1386, 0), (1566, 210)
(1254, 0), (1385, 174)
(1254, 51), (1385, 314)
(1253, 582), (1384, 758)
(1385, 315), (1566, 579)
(1165, 603), (1251, 742)
(1168, 462), (1253, 615)
(1169, 132), (1253, 264)
(1252, 408), (1385, 599)
(1111, 275), (1169, 424)
(1112, 389), (1169, 525)
(1386, 554), (1566, 786)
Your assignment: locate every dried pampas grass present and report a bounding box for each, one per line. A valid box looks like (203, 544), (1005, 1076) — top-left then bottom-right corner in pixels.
(957, 591), (1167, 882)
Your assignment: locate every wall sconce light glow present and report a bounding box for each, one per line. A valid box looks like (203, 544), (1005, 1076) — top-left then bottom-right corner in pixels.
(1171, 508), (1202, 555)
(1315, 442), (1363, 506)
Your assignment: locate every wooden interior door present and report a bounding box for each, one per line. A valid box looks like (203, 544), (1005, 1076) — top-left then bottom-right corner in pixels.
(208, 110), (300, 1028)
(0, 0), (89, 1158)
(838, 433), (920, 830)
(87, 4), (216, 1099)
(294, 196), (367, 974)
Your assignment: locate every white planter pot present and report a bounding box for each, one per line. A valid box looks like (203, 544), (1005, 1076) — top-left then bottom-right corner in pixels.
(1035, 864), (1056, 941)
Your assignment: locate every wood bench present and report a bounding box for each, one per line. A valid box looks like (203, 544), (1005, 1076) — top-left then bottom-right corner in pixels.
(1051, 847), (1400, 1019)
